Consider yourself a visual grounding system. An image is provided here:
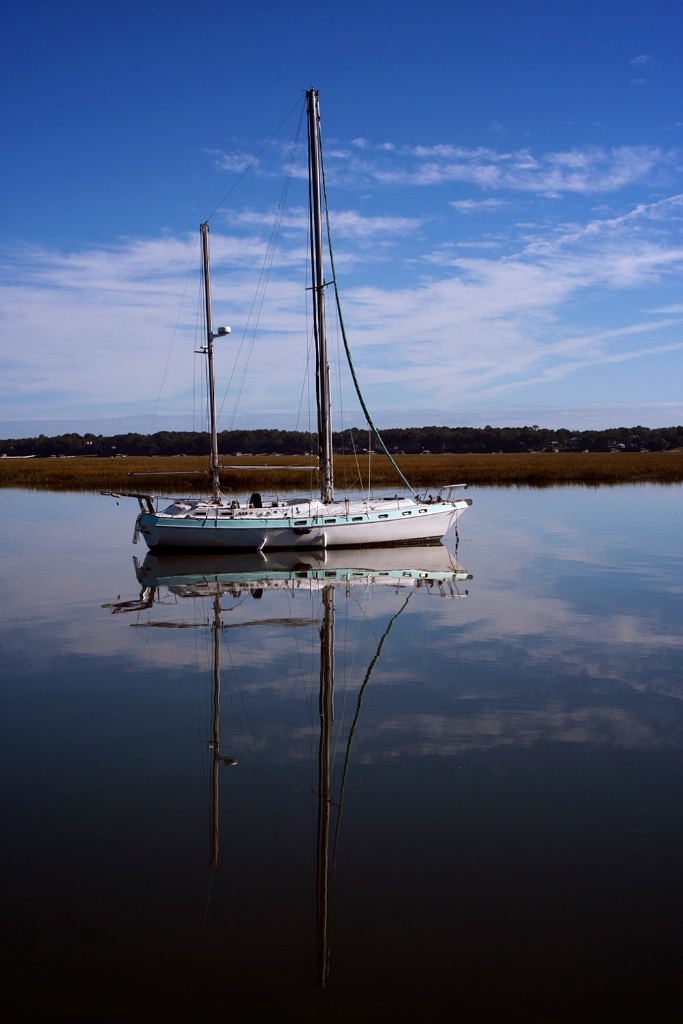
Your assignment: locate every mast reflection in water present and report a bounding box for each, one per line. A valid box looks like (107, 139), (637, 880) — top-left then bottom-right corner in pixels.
(113, 544), (472, 990)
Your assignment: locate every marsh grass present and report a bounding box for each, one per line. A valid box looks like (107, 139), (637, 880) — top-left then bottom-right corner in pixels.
(1, 451), (681, 493)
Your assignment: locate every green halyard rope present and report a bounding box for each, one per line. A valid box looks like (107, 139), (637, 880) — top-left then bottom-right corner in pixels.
(319, 131), (417, 497)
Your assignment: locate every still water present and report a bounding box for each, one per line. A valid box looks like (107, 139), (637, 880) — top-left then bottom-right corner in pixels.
(1, 485), (682, 1021)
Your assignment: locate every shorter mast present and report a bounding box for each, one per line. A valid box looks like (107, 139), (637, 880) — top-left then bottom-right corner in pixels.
(307, 89), (334, 504)
(201, 222), (222, 503)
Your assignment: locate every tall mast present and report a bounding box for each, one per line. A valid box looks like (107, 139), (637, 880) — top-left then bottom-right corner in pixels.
(200, 222), (222, 503)
(307, 90), (334, 504)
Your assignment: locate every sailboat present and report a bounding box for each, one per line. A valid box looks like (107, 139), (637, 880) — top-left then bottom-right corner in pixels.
(129, 90), (471, 551)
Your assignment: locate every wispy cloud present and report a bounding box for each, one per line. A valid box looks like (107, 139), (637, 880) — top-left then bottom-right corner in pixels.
(449, 198), (505, 213)
(1, 173), (681, 431)
(324, 194), (683, 410)
(629, 53), (655, 87)
(369, 144), (674, 193)
(214, 135), (679, 198)
(212, 149), (260, 173)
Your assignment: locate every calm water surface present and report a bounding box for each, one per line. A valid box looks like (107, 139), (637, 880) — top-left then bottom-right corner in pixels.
(1, 485), (682, 1021)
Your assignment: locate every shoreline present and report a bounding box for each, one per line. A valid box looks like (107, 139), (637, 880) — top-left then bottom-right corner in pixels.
(2, 451), (681, 492)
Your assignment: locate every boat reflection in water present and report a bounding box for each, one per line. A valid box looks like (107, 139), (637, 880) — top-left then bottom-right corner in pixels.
(134, 542), (472, 595)
(115, 543), (471, 990)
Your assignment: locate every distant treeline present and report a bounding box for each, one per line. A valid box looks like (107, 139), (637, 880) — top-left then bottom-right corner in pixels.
(2, 425), (682, 457)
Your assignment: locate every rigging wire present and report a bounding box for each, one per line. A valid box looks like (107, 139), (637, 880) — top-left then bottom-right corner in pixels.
(149, 232), (201, 445)
(318, 123), (417, 496)
(216, 102), (306, 428)
(153, 96), (304, 471)
(329, 588), (414, 895)
(292, 323), (318, 499)
(205, 96), (305, 225)
(195, 263), (209, 437)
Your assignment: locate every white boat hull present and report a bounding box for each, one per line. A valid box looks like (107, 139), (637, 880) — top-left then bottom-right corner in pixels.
(136, 496), (471, 551)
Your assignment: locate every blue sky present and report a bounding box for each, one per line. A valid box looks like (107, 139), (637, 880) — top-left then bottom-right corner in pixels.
(1, 0), (681, 436)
